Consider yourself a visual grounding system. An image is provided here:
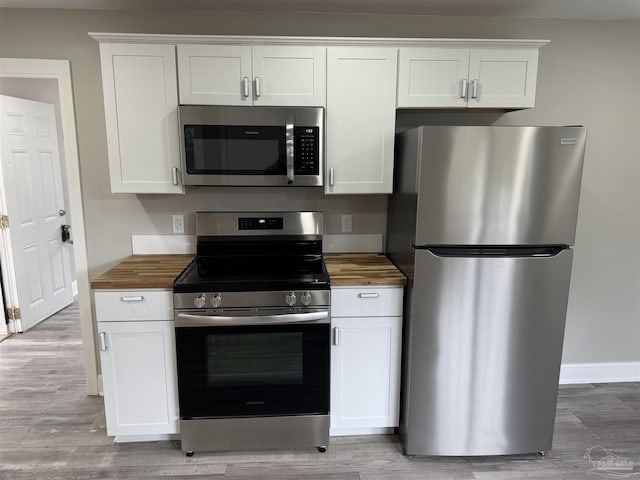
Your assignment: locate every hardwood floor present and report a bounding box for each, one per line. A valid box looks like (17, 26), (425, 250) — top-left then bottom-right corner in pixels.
(1, 304), (638, 479)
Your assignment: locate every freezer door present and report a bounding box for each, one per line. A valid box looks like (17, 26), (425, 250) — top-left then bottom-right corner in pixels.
(414, 126), (586, 246)
(403, 248), (573, 456)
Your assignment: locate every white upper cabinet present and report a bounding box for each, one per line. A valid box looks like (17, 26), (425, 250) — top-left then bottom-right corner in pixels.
(177, 45), (252, 105)
(397, 48), (471, 108)
(177, 44), (326, 106)
(468, 48), (539, 108)
(99, 43), (183, 194)
(397, 47), (539, 109)
(325, 47), (397, 194)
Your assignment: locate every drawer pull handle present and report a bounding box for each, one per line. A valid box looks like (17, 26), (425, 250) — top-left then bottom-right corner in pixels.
(120, 296), (144, 303)
(333, 327), (340, 346)
(358, 293), (379, 299)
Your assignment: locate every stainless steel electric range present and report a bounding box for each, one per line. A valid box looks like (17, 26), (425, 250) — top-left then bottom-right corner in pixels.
(173, 212), (330, 456)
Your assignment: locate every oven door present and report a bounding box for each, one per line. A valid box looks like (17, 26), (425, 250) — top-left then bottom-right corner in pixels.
(175, 309), (330, 419)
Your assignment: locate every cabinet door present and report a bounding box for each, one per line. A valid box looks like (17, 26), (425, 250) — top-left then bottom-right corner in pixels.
(99, 320), (179, 436)
(467, 48), (539, 109)
(252, 46), (326, 106)
(99, 43), (182, 194)
(177, 44), (252, 105)
(397, 48), (470, 108)
(330, 316), (402, 435)
(326, 47), (397, 194)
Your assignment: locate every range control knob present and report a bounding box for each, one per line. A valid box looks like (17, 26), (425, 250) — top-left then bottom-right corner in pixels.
(210, 293), (222, 308)
(301, 291), (312, 306)
(194, 293), (206, 309)
(285, 292), (297, 306)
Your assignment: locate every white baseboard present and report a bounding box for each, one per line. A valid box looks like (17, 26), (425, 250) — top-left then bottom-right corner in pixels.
(330, 426), (395, 437)
(559, 362), (640, 384)
(114, 434), (180, 443)
(131, 235), (196, 254)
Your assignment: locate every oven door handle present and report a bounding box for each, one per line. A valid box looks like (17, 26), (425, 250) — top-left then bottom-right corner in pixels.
(175, 311), (329, 327)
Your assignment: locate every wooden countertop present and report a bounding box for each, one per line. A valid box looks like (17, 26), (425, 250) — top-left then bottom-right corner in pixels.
(324, 253), (406, 287)
(91, 253), (406, 290)
(91, 254), (194, 290)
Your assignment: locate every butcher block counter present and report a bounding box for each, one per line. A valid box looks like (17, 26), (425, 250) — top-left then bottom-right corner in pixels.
(324, 253), (406, 287)
(91, 253), (405, 290)
(91, 254), (194, 289)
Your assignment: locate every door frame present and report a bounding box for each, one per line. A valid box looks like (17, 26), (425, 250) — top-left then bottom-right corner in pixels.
(0, 58), (98, 395)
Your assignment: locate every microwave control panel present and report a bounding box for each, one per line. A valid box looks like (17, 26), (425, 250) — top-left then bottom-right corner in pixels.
(294, 127), (320, 175)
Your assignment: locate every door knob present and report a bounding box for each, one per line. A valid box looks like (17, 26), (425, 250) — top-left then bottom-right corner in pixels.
(58, 209), (66, 216)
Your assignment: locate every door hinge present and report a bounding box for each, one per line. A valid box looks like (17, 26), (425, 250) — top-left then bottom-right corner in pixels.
(6, 307), (20, 320)
(0, 215), (9, 229)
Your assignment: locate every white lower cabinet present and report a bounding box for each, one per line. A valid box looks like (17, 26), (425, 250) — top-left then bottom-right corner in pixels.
(330, 286), (403, 436)
(95, 290), (179, 439)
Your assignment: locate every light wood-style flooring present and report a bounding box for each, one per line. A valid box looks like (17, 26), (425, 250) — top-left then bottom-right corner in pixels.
(0, 304), (638, 479)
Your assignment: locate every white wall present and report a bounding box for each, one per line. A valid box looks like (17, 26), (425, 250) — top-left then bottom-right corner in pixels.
(0, 9), (637, 367)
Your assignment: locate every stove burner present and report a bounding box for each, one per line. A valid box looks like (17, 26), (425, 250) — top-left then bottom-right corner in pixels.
(173, 211), (330, 295)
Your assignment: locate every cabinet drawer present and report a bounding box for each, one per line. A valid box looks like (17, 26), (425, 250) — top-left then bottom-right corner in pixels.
(331, 287), (403, 318)
(94, 290), (173, 322)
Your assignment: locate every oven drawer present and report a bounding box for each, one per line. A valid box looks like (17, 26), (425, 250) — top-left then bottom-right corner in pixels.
(331, 286), (403, 318)
(94, 290), (173, 322)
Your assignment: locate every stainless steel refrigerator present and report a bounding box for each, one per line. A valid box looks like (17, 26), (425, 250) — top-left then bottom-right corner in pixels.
(387, 126), (587, 456)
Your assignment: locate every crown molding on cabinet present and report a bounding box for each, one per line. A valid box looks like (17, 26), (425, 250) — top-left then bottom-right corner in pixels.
(88, 32), (549, 48)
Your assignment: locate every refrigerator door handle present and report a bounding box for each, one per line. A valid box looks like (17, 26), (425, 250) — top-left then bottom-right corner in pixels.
(422, 246), (567, 258)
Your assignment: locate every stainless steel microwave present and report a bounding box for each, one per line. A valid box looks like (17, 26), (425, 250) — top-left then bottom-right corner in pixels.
(178, 105), (324, 187)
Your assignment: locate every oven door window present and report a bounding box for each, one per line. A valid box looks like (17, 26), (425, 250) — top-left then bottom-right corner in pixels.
(184, 125), (285, 175)
(176, 324), (329, 418)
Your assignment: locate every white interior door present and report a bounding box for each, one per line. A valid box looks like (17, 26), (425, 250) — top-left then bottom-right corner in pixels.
(0, 95), (73, 331)
(0, 277), (6, 335)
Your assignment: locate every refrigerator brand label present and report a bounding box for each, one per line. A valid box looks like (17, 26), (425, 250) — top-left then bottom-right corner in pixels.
(560, 138), (578, 145)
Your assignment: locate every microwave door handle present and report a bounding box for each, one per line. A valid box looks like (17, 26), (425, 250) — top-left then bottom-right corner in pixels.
(286, 116), (295, 185)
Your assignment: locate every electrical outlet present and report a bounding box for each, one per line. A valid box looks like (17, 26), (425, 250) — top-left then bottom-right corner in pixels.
(172, 214), (185, 234)
(341, 214), (353, 233)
